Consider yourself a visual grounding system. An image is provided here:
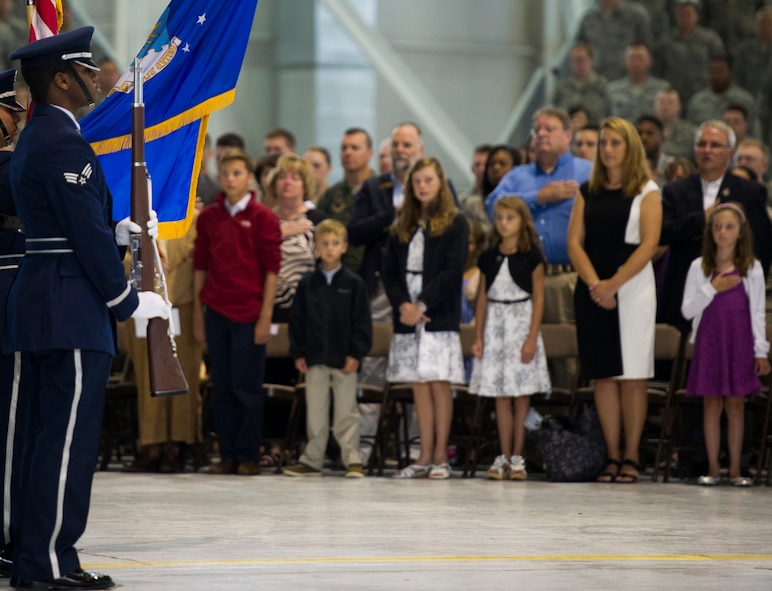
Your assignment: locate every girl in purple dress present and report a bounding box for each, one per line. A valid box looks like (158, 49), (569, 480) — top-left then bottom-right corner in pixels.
(681, 202), (770, 487)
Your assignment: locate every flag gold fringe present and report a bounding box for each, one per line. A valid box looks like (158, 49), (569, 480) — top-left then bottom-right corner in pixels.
(156, 116), (209, 240)
(90, 89), (234, 156)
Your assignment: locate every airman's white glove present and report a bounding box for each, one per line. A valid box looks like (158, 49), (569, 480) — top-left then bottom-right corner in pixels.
(115, 209), (159, 246)
(132, 291), (170, 320)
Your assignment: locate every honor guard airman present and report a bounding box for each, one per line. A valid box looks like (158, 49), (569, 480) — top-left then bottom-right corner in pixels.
(5, 27), (169, 591)
(0, 67), (25, 580)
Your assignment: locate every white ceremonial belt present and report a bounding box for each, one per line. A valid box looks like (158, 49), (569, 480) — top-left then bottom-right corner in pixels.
(26, 237), (74, 254)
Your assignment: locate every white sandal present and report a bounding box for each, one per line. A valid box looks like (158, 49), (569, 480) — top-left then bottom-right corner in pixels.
(429, 462), (451, 480)
(392, 464), (432, 479)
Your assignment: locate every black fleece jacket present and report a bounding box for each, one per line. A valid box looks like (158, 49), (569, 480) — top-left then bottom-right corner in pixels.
(289, 265), (372, 368)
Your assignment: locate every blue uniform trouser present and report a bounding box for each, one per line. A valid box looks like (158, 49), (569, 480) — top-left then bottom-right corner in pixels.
(12, 349), (111, 581)
(205, 308), (266, 465)
(0, 232), (25, 551)
(0, 352), (26, 549)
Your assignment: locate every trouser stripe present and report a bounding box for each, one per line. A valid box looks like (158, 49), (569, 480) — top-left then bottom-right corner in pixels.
(48, 349), (83, 579)
(2, 352), (20, 543)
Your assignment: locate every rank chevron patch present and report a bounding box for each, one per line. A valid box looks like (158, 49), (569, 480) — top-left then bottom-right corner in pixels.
(63, 162), (93, 186)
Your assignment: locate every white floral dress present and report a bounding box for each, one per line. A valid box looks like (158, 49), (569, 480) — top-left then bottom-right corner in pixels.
(386, 228), (465, 383)
(469, 261), (550, 397)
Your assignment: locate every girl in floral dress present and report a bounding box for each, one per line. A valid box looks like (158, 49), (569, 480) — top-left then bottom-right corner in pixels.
(469, 197), (550, 481)
(383, 157), (469, 480)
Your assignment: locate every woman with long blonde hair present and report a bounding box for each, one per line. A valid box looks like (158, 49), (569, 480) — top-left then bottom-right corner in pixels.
(567, 117), (662, 484)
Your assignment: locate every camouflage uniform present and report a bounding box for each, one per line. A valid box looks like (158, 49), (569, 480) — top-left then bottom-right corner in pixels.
(686, 83), (760, 137)
(553, 73), (609, 124)
(654, 25), (726, 105)
(577, 1), (653, 81)
(662, 118), (698, 160)
(316, 172), (376, 274)
(603, 74), (670, 122)
(629, 0), (674, 43)
(701, 0), (768, 54)
(760, 60), (772, 149)
(733, 38), (772, 98)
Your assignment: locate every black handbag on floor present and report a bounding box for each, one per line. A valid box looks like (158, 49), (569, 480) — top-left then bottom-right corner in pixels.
(529, 407), (607, 482)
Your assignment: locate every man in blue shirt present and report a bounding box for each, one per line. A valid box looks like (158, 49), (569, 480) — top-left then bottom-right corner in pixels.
(487, 107), (591, 386)
(487, 107), (592, 266)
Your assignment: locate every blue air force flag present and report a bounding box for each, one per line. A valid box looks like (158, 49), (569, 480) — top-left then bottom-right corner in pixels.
(81, 0), (259, 239)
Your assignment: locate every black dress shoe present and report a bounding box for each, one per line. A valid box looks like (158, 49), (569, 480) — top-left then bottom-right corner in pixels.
(12, 569), (114, 590)
(0, 545), (12, 577)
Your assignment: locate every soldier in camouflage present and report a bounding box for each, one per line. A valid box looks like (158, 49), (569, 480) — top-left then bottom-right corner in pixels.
(732, 6), (772, 99)
(653, 0), (725, 106)
(654, 88), (697, 160)
(316, 127), (375, 274)
(577, 0), (653, 81)
(554, 44), (608, 125)
(603, 44), (669, 123)
(686, 56), (760, 138)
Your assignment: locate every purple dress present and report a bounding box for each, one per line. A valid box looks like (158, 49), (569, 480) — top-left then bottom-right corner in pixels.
(686, 271), (762, 397)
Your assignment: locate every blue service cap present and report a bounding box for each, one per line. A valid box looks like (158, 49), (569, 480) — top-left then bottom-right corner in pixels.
(0, 69), (24, 112)
(9, 26), (99, 72)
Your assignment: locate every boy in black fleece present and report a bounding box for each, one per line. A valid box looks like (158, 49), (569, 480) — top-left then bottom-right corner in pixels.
(285, 219), (372, 477)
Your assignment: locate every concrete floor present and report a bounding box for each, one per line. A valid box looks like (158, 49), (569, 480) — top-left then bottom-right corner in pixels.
(58, 469), (772, 591)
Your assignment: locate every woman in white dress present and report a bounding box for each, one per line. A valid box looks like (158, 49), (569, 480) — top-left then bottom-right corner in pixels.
(567, 117), (662, 483)
(383, 157), (468, 479)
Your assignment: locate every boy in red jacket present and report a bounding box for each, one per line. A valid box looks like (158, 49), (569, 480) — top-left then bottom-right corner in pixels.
(194, 149), (282, 475)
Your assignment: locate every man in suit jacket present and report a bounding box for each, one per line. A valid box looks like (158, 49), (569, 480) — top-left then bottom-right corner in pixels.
(348, 122), (458, 320)
(660, 119), (772, 329)
(348, 122), (425, 304)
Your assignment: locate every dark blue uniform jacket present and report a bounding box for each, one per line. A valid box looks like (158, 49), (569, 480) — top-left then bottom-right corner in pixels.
(5, 104), (137, 355)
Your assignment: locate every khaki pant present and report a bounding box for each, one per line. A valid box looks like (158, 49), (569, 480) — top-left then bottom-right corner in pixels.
(299, 365), (362, 470)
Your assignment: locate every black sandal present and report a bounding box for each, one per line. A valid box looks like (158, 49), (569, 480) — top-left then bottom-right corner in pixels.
(617, 459), (641, 483)
(597, 458), (621, 483)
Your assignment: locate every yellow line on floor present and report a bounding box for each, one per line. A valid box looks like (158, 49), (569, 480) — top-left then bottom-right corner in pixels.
(83, 554), (772, 570)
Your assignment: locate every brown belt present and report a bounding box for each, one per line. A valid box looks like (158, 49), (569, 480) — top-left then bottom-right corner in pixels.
(545, 264), (574, 276)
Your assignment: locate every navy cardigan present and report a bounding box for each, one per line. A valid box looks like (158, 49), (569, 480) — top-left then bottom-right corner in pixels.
(382, 212), (469, 334)
(477, 246), (545, 295)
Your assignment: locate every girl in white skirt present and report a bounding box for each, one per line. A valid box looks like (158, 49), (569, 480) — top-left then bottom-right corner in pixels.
(470, 197), (550, 481)
(383, 157), (469, 480)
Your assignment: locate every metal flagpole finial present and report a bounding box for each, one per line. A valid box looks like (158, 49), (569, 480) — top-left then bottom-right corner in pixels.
(132, 58), (143, 105)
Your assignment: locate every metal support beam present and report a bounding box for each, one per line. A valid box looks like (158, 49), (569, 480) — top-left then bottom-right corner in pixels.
(499, 0), (593, 146)
(542, 0), (557, 107)
(320, 0), (474, 185)
(496, 66), (544, 145)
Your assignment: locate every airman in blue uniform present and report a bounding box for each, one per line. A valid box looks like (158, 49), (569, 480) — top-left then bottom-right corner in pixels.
(6, 28), (168, 591)
(0, 67), (26, 580)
